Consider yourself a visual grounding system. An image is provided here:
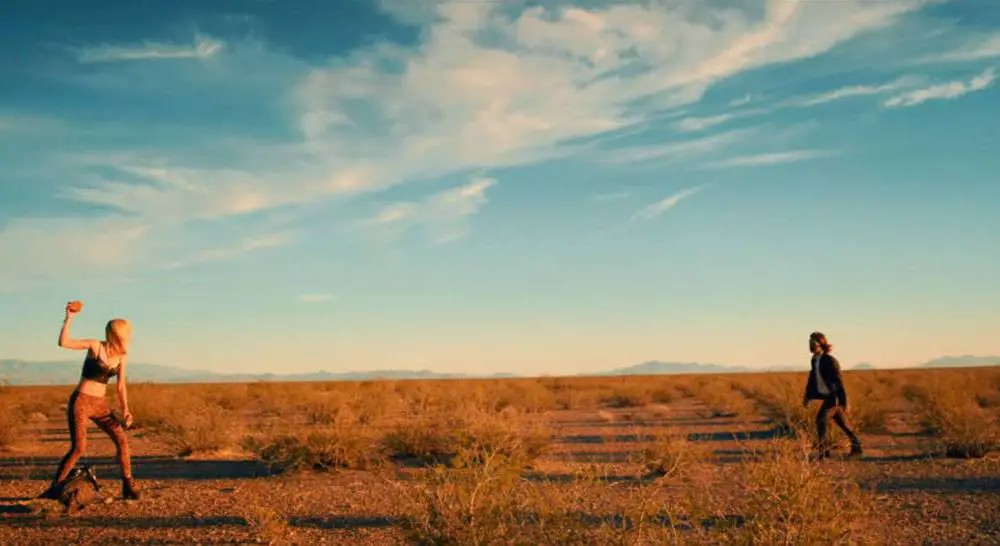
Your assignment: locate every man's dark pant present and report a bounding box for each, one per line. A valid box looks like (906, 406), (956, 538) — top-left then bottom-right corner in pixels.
(815, 397), (861, 453)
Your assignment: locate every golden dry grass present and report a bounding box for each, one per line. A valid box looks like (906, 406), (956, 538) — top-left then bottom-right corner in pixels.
(1, 366), (998, 544)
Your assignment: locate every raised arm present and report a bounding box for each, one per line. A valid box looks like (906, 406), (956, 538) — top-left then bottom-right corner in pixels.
(58, 305), (98, 352)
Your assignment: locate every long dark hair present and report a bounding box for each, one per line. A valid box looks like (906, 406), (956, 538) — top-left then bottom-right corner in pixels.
(810, 331), (832, 353)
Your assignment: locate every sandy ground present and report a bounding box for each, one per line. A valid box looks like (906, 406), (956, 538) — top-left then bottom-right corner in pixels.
(1, 395), (998, 545)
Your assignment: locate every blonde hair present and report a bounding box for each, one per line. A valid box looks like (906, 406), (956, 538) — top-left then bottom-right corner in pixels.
(105, 319), (132, 357)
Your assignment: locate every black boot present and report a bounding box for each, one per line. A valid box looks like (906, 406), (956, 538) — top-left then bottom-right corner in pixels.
(122, 477), (140, 501)
(37, 482), (61, 500)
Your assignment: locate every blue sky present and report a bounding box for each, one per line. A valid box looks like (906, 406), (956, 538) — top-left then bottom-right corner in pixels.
(2, 0), (999, 376)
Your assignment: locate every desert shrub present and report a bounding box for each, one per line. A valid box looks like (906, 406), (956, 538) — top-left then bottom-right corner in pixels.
(124, 382), (180, 430)
(739, 378), (812, 436)
(0, 398), (21, 450)
(524, 468), (680, 545)
(502, 381), (560, 413)
(401, 445), (690, 545)
(160, 402), (242, 456)
(650, 384), (677, 404)
(10, 389), (66, 419)
(602, 386), (651, 408)
(845, 386), (893, 434)
(910, 384), (999, 458)
(129, 387), (243, 456)
(399, 445), (527, 545)
(299, 391), (357, 426)
(727, 438), (884, 545)
(976, 391), (1000, 410)
(640, 428), (703, 479)
(242, 504), (293, 545)
(695, 381), (753, 418)
(243, 426), (381, 473)
(552, 387), (601, 410)
(382, 407), (550, 467)
(674, 383), (696, 398)
(204, 384), (251, 411)
(382, 418), (463, 466)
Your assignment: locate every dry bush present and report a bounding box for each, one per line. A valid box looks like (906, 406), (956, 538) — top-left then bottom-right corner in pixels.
(0, 398), (21, 450)
(243, 424), (381, 474)
(640, 428), (704, 479)
(602, 386), (652, 409)
(470, 380), (560, 414)
(158, 402), (243, 456)
(553, 389), (600, 410)
(673, 383), (696, 398)
(739, 377), (812, 436)
(726, 438), (884, 545)
(909, 383), (999, 458)
(536, 377), (593, 411)
(244, 386), (389, 473)
(123, 382), (180, 430)
(382, 419), (461, 466)
(8, 389), (66, 419)
(973, 370), (1000, 409)
(523, 469), (680, 545)
(383, 406), (550, 468)
(841, 372), (894, 434)
(844, 388), (893, 434)
(242, 504), (293, 545)
(125, 385), (243, 456)
(976, 390), (1000, 410)
(694, 380), (753, 418)
(399, 445), (528, 545)
(297, 390), (375, 427)
(649, 385), (677, 404)
(401, 445), (674, 545)
(204, 384), (251, 411)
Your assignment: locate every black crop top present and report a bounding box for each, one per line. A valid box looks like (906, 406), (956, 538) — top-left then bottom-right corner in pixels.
(80, 345), (121, 384)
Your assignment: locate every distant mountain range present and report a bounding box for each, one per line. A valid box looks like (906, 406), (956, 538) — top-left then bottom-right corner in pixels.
(1, 355), (996, 386)
(918, 355), (1000, 368)
(593, 361), (799, 375)
(0, 359), (513, 386)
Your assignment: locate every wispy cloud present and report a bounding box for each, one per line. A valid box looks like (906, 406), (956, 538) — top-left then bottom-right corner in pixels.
(162, 232), (294, 270)
(3, 0), (933, 287)
(299, 293), (337, 303)
(913, 34), (1000, 64)
(62, 1), (924, 221)
(884, 67), (997, 108)
(700, 149), (838, 169)
(75, 34), (224, 64)
(676, 108), (771, 132)
(728, 94), (755, 107)
(677, 75), (922, 134)
(786, 75), (922, 107)
(631, 185), (708, 221)
(360, 177), (496, 244)
(604, 128), (757, 164)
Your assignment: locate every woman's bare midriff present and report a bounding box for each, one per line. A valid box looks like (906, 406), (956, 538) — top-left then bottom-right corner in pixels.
(76, 378), (109, 397)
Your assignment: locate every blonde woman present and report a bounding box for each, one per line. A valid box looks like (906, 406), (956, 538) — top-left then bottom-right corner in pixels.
(39, 302), (140, 501)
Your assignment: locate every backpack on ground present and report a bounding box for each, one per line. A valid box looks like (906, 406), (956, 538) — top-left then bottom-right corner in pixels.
(55, 465), (103, 514)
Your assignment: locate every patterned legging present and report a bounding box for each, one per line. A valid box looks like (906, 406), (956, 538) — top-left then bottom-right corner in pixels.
(52, 390), (132, 484)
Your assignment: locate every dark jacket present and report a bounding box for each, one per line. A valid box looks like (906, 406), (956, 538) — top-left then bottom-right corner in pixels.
(803, 352), (848, 407)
